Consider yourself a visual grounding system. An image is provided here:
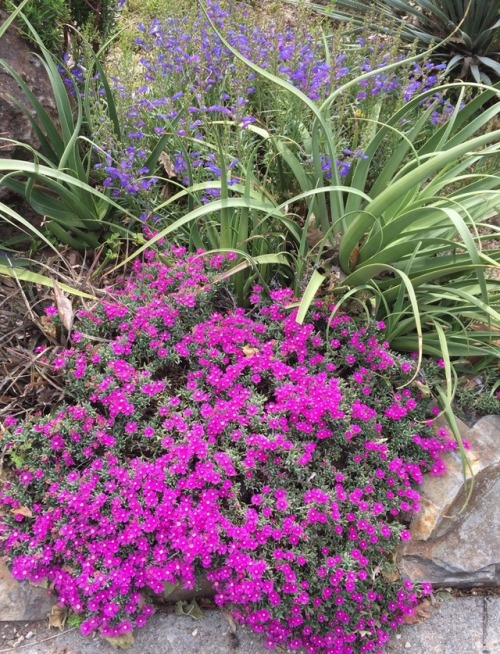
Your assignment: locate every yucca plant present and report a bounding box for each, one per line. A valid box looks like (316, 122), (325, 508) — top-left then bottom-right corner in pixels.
(114, 173), (295, 306)
(293, 81), (500, 372)
(286, 0), (500, 83)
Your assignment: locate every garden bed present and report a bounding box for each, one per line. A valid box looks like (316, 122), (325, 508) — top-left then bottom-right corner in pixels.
(0, 1), (499, 653)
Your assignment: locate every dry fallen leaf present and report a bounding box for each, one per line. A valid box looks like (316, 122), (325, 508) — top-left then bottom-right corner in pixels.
(222, 608), (237, 634)
(381, 564), (399, 582)
(10, 506), (32, 518)
(348, 243), (360, 269)
(31, 578), (49, 589)
(53, 281), (74, 332)
(306, 225), (325, 249)
(48, 604), (67, 630)
(403, 599), (432, 625)
(159, 151), (176, 178)
(242, 345), (259, 357)
(103, 634), (135, 649)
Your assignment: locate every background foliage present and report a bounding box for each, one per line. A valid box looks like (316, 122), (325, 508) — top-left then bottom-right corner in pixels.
(2, 0), (122, 52)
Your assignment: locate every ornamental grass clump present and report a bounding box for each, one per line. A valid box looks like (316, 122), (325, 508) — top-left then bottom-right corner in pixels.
(0, 248), (457, 653)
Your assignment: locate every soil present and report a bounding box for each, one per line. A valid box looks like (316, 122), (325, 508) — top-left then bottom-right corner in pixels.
(0, 197), (45, 249)
(0, 619), (55, 651)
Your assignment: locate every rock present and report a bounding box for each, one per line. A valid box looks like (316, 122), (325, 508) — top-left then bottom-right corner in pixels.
(398, 415), (500, 588)
(0, 10), (57, 198)
(0, 559), (55, 621)
(408, 415), (499, 542)
(0, 554), (212, 623)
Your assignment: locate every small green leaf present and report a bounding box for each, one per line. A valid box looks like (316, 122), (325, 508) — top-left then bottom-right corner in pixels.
(102, 634), (135, 649)
(435, 589), (453, 603)
(66, 614), (85, 628)
(8, 453), (25, 468)
(175, 599), (204, 620)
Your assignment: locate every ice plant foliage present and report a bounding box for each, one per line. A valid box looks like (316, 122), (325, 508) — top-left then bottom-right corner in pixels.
(0, 249), (455, 653)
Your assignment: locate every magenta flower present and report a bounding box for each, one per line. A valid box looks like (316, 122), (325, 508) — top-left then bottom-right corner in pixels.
(0, 247), (451, 654)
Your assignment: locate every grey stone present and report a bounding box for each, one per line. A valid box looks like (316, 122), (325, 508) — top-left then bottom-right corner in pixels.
(0, 598), (491, 654)
(0, 559), (55, 621)
(484, 597), (500, 654)
(386, 596), (484, 653)
(407, 415), (499, 542)
(6, 609), (272, 654)
(398, 415), (500, 588)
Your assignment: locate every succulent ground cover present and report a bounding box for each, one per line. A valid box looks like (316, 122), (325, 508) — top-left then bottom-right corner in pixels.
(0, 248), (458, 653)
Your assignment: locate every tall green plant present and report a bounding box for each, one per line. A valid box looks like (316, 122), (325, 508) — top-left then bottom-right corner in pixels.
(286, 0), (500, 82)
(0, 3), (98, 296)
(114, 177), (295, 306)
(130, 7), (500, 377)
(0, 12), (134, 250)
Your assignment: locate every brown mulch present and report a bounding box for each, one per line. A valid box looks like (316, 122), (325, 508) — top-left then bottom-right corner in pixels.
(0, 244), (106, 426)
(0, 272), (58, 422)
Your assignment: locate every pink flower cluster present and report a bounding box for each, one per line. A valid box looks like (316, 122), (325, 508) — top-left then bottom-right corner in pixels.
(0, 248), (455, 653)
